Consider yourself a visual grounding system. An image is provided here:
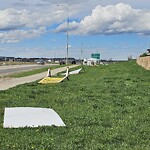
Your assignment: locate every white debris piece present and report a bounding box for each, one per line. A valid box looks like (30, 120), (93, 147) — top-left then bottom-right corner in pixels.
(3, 107), (66, 128)
(61, 68), (82, 75)
(47, 69), (51, 77)
(69, 68), (82, 74)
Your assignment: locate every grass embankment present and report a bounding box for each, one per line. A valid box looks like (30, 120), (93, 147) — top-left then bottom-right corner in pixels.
(0, 61), (150, 149)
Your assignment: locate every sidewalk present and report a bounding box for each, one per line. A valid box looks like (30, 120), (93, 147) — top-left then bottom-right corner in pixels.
(0, 65), (79, 91)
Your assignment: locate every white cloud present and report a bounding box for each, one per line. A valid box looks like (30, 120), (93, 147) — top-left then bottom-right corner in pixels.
(0, 1), (80, 43)
(0, 2), (150, 44)
(0, 9), (29, 30)
(0, 27), (46, 43)
(56, 3), (150, 35)
(0, 8), (61, 30)
(0, 0), (94, 43)
(0, 7), (62, 43)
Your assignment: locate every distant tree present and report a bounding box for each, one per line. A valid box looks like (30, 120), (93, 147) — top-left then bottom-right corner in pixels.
(128, 55), (133, 61)
(140, 52), (148, 57)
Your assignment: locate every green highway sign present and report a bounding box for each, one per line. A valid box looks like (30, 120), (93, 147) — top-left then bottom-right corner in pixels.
(91, 53), (100, 59)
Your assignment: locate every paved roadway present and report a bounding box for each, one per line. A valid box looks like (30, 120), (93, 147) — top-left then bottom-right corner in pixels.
(0, 64), (58, 76)
(0, 64), (79, 90)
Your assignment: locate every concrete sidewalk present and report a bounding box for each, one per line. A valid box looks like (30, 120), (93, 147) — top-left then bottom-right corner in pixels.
(0, 65), (79, 91)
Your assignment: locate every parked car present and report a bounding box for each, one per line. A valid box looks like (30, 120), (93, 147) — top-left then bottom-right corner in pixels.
(59, 58), (76, 65)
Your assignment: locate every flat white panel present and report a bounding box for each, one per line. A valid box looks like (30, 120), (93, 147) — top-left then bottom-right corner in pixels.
(3, 107), (66, 128)
(61, 68), (82, 75)
(69, 68), (82, 74)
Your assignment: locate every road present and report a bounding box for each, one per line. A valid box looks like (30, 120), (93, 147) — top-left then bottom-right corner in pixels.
(0, 64), (58, 76)
(0, 65), (79, 90)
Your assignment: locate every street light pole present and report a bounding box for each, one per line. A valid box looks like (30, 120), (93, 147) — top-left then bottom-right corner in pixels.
(57, 4), (69, 65)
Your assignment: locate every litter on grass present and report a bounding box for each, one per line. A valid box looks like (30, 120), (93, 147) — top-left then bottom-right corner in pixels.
(3, 107), (66, 128)
(39, 67), (69, 84)
(61, 68), (82, 75)
(38, 76), (66, 83)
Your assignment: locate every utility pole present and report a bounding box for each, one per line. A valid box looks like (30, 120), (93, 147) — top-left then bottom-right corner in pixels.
(57, 4), (69, 65)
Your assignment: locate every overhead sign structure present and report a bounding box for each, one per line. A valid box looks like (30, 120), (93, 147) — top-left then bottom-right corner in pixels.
(3, 107), (66, 128)
(91, 53), (100, 59)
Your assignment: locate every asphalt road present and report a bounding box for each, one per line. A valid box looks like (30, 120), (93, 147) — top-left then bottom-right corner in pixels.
(0, 64), (58, 76)
(0, 64), (79, 90)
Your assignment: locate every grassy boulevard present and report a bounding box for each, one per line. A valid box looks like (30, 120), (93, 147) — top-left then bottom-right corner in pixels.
(0, 61), (149, 149)
(7, 64), (66, 78)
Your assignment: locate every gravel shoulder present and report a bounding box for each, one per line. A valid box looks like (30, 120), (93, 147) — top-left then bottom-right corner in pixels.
(0, 65), (79, 91)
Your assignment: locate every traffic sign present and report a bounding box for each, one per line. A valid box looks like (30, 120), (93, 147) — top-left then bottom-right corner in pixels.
(91, 53), (100, 59)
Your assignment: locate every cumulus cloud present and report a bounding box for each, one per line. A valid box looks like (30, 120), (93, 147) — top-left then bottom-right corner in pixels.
(0, 9), (29, 31)
(56, 3), (150, 35)
(0, 27), (46, 43)
(1, 2), (150, 43)
(0, 8), (62, 43)
(0, 8), (62, 30)
(0, 1), (80, 43)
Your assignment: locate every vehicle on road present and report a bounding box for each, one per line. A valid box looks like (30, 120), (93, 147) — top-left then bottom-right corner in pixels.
(59, 58), (76, 65)
(36, 59), (45, 65)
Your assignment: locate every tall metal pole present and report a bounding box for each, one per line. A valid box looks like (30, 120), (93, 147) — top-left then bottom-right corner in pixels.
(81, 41), (83, 62)
(57, 4), (69, 65)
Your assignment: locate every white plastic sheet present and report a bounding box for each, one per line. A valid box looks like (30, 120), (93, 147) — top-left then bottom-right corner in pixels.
(61, 68), (82, 75)
(3, 107), (66, 128)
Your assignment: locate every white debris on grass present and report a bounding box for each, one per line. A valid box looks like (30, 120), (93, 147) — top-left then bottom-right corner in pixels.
(61, 68), (82, 75)
(3, 107), (66, 128)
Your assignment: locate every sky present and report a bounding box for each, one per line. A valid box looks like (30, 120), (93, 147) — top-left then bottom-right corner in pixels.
(0, 0), (150, 60)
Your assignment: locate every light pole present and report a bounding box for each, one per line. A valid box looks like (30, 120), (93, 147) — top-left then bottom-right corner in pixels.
(57, 4), (69, 65)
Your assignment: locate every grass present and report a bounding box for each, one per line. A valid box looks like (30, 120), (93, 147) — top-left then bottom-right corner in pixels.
(8, 64), (66, 78)
(0, 61), (150, 149)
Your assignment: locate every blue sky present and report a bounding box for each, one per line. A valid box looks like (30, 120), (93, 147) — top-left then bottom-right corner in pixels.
(0, 0), (150, 60)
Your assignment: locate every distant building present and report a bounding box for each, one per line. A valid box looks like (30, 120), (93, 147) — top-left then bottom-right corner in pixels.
(0, 56), (5, 61)
(0, 56), (15, 61)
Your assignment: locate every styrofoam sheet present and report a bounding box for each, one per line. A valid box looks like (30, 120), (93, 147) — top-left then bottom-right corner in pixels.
(61, 68), (82, 75)
(3, 107), (66, 128)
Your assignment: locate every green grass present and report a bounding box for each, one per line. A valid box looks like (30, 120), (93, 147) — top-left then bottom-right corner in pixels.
(8, 64), (66, 78)
(0, 61), (150, 149)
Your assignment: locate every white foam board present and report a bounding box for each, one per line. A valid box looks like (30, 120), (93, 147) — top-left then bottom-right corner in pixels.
(3, 107), (66, 128)
(61, 68), (82, 75)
